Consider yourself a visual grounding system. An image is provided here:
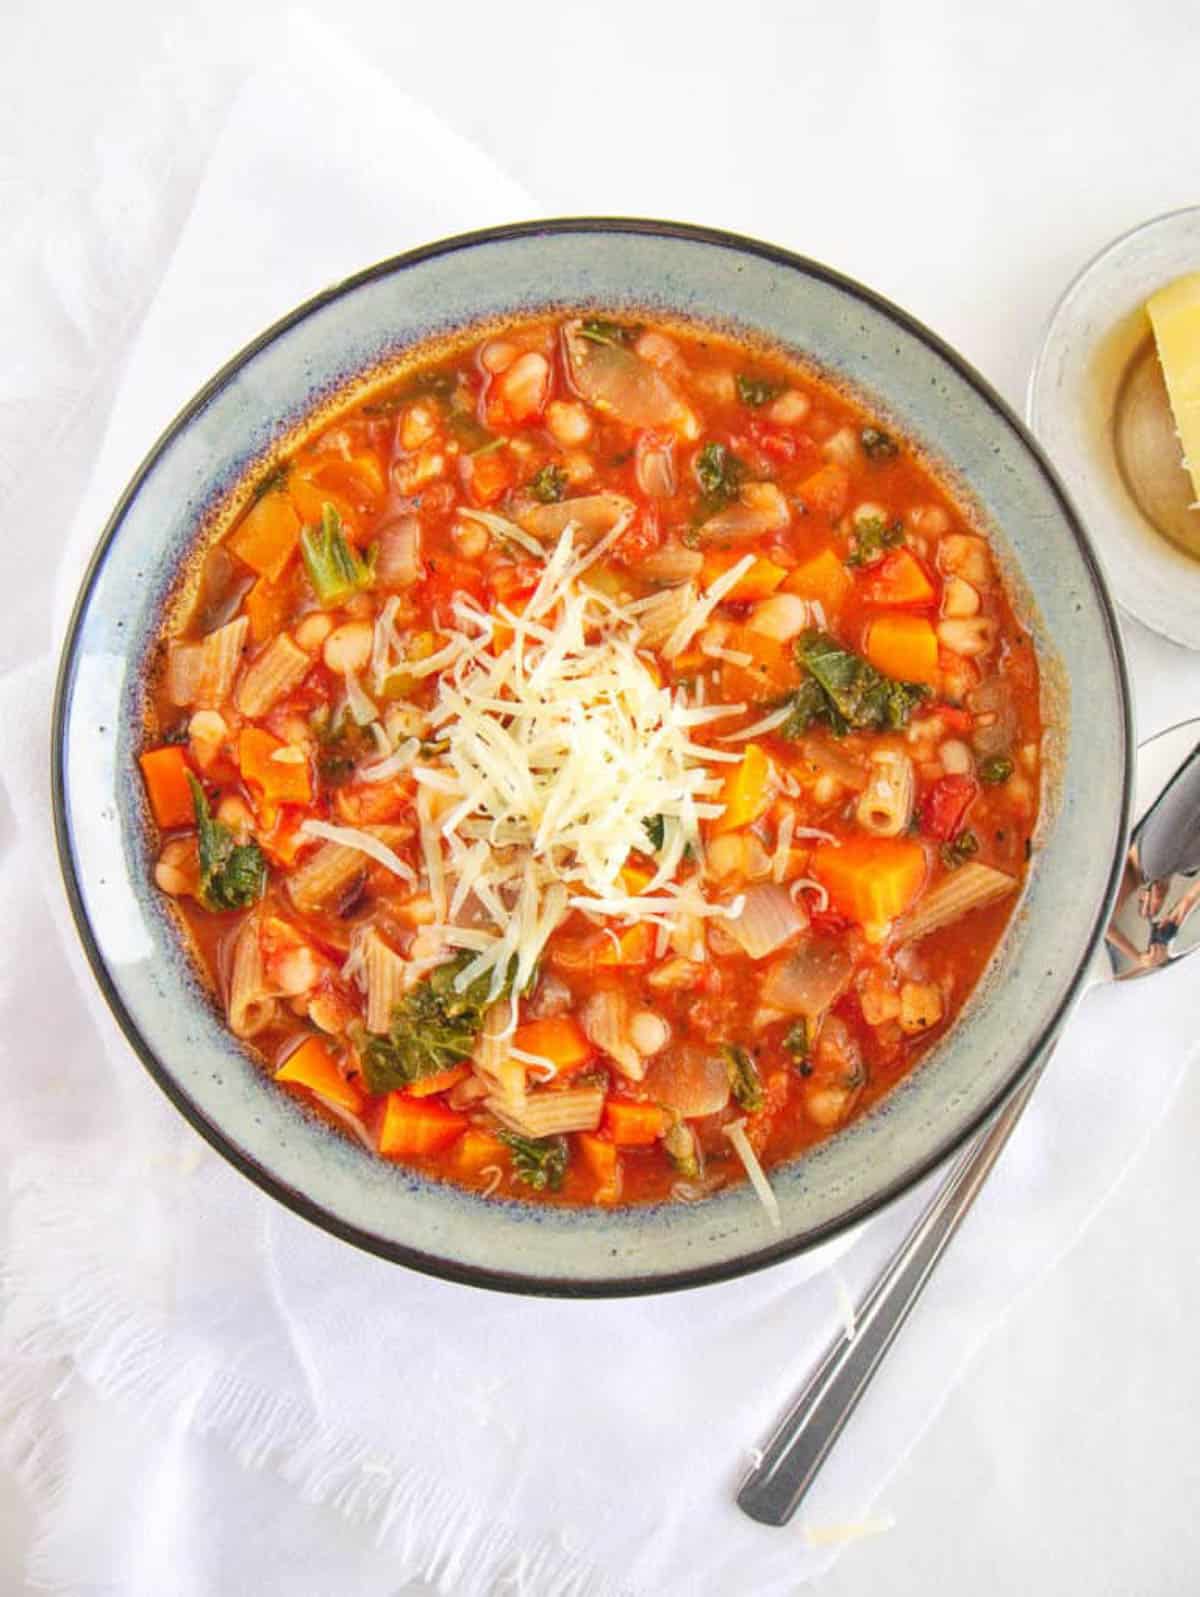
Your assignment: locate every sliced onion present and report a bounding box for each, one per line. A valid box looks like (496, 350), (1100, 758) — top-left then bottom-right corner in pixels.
(642, 1047), (730, 1117)
(580, 989), (644, 1080)
(761, 937), (852, 1017)
(697, 482), (790, 541)
(635, 433), (677, 498)
(727, 882), (807, 959)
(639, 544), (704, 585)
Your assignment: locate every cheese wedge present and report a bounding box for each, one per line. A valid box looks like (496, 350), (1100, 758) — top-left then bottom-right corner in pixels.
(1146, 272), (1200, 508)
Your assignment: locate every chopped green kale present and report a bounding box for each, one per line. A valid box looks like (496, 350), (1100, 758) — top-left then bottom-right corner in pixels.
(577, 318), (633, 347)
(860, 426), (899, 460)
(723, 1045), (765, 1113)
(448, 410), (496, 452)
(979, 754), (1014, 785)
(845, 515), (905, 568)
(529, 463), (568, 504)
(781, 630), (928, 738)
(783, 1019), (810, 1067)
(736, 374), (780, 408)
(361, 952), (520, 1095)
(300, 503), (375, 608)
(693, 441), (747, 523)
(187, 775), (266, 912)
(642, 814), (666, 851)
(941, 830), (980, 870)
(663, 1119), (700, 1178)
(499, 1131), (569, 1192)
(250, 461), (290, 503)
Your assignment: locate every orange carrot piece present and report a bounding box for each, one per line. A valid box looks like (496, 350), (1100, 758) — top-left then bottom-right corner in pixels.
(244, 576), (291, 643)
(377, 1093), (467, 1158)
(228, 493), (301, 582)
(276, 1037), (365, 1115)
(578, 1132), (622, 1201)
(865, 614), (939, 685)
(463, 448), (513, 507)
(860, 549), (936, 608)
(719, 628), (800, 702)
(811, 836), (927, 925)
(457, 1128), (508, 1173)
(620, 860), (656, 892)
(703, 548), (787, 601)
(796, 462), (851, 518)
(512, 1017), (595, 1073)
(238, 726), (313, 806)
(603, 1099), (668, 1146)
(593, 922), (655, 967)
(714, 742), (773, 834)
(782, 547), (853, 613)
(139, 745), (196, 829)
(406, 1064), (471, 1099)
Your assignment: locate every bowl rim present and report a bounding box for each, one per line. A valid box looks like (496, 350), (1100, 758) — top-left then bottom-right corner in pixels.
(51, 216), (1134, 1297)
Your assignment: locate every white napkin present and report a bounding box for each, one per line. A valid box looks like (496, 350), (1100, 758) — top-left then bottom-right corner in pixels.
(4, 13), (1200, 1595)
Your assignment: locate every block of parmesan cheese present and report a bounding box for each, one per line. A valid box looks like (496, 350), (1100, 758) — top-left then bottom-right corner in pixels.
(1146, 272), (1200, 508)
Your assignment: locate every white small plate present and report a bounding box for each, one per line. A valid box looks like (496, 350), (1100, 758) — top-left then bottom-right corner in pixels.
(1028, 207), (1200, 650)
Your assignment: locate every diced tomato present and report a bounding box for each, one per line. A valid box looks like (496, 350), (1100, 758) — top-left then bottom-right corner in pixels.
(489, 562), (542, 606)
(931, 703), (974, 735)
(918, 774), (979, 841)
(796, 462), (850, 519)
(461, 448), (513, 507)
(611, 507), (662, 566)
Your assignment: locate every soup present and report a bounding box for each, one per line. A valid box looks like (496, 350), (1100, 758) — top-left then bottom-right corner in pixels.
(138, 314), (1042, 1217)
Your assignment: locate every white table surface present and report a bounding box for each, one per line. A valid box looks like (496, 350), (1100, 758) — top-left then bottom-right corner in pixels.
(4, 1), (1200, 1591)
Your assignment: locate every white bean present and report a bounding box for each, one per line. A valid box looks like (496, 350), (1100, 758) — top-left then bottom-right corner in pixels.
(322, 620), (373, 675)
(747, 593), (811, 642)
(767, 389), (810, 426)
(938, 617), (996, 658)
(939, 738), (974, 775)
(631, 1011), (671, 1055)
(452, 521), (489, 559)
(295, 613), (334, 653)
(942, 575), (980, 618)
(545, 399), (592, 447)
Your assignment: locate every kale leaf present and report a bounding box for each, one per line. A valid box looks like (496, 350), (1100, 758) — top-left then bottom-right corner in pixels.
(845, 515), (904, 568)
(736, 374), (780, 408)
(188, 775), (267, 912)
(529, 463), (568, 504)
(250, 461), (290, 503)
(642, 814), (666, 851)
(361, 952), (519, 1095)
(783, 1019), (810, 1067)
(940, 830), (980, 870)
(860, 426), (899, 460)
(499, 1131), (569, 1192)
(781, 630), (928, 738)
(723, 1044), (765, 1113)
(578, 318), (633, 347)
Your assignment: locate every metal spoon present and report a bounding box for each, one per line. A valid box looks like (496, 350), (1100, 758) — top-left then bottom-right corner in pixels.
(737, 716), (1200, 1527)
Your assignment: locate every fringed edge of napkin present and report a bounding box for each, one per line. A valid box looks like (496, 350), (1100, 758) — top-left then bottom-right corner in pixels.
(1, 1160), (634, 1597)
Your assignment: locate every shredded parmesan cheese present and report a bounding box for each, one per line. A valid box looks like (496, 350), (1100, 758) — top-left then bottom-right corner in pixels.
(723, 1118), (782, 1228)
(298, 820), (417, 885)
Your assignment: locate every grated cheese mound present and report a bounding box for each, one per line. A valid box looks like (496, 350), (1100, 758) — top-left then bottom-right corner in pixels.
(403, 524), (746, 997)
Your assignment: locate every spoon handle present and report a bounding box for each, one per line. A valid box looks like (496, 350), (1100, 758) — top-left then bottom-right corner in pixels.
(736, 1050), (1050, 1527)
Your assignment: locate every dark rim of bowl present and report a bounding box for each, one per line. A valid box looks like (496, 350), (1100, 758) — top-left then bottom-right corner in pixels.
(51, 216), (1134, 1298)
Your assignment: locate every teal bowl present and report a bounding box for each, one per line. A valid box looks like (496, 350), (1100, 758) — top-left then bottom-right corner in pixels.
(52, 220), (1132, 1295)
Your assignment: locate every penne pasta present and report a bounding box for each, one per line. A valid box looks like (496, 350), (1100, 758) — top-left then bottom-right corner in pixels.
(856, 750), (915, 838)
(902, 863), (1018, 941)
(236, 633), (310, 717)
(167, 615), (249, 708)
(227, 915), (276, 1038)
(364, 929), (406, 1033)
(287, 841), (368, 916)
(487, 1085), (605, 1138)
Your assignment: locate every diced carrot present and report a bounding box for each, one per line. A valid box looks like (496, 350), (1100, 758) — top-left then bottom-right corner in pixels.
(578, 1132), (622, 1201)
(671, 646), (707, 674)
(378, 1093), (467, 1158)
(703, 548), (787, 601)
(276, 1037), (365, 1115)
(719, 628), (801, 702)
(796, 462), (851, 519)
(256, 807), (309, 867)
(139, 745), (196, 829)
(288, 475), (361, 543)
(228, 493), (301, 582)
(593, 922), (655, 967)
(244, 576), (291, 643)
(457, 1128), (507, 1173)
(603, 1099), (668, 1146)
(860, 548), (936, 608)
(462, 448), (513, 507)
(406, 1064), (472, 1099)
(865, 614), (939, 685)
(781, 546), (853, 614)
(237, 726), (313, 806)
(714, 742), (773, 834)
(811, 836), (927, 926)
(512, 1017), (595, 1073)
(620, 861), (655, 892)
